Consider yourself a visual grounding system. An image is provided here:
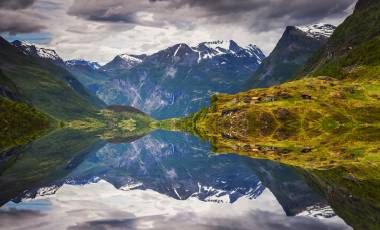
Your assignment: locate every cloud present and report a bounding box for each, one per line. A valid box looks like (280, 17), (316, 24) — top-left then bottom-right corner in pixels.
(0, 181), (351, 230)
(0, 0), (45, 34)
(0, 0), (36, 10)
(67, 0), (355, 31)
(4, 0), (355, 63)
(0, 10), (46, 34)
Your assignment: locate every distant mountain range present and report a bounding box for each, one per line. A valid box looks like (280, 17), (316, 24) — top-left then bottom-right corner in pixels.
(97, 40), (265, 118)
(8, 24), (338, 119)
(10, 39), (265, 118)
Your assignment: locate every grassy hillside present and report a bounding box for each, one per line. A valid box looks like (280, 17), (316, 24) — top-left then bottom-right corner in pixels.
(0, 96), (50, 152)
(0, 37), (103, 120)
(170, 75), (380, 169)
(303, 0), (380, 78)
(165, 74), (380, 229)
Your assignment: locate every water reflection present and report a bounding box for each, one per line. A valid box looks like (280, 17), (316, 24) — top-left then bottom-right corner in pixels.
(0, 128), (364, 229)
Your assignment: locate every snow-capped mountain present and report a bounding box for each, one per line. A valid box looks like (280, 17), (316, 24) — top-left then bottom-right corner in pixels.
(65, 59), (101, 70)
(295, 23), (336, 39)
(102, 53), (146, 71)
(297, 205), (336, 219)
(12, 40), (64, 65)
(64, 59), (109, 95)
(195, 40), (265, 63)
(246, 24), (336, 89)
(97, 40), (265, 118)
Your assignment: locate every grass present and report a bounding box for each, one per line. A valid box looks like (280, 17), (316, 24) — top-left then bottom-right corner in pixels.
(170, 70), (380, 171)
(0, 96), (51, 153)
(303, 0), (380, 78)
(67, 106), (156, 143)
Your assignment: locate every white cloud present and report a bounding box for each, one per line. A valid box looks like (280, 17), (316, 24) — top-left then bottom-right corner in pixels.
(4, 0), (355, 64)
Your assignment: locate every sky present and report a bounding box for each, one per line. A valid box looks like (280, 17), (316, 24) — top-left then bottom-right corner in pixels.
(0, 0), (356, 64)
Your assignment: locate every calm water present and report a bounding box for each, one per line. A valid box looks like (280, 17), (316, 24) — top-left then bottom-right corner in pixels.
(0, 129), (360, 229)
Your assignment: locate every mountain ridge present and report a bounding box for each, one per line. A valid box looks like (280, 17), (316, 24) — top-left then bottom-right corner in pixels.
(245, 24), (335, 89)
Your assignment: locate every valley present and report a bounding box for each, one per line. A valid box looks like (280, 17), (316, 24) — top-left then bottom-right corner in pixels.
(0, 0), (379, 229)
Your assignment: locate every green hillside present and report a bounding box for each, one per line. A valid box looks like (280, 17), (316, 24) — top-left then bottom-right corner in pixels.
(0, 37), (103, 121)
(0, 96), (50, 152)
(303, 0), (380, 78)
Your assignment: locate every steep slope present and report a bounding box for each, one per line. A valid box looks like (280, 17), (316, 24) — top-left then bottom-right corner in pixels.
(0, 37), (103, 120)
(246, 24), (335, 89)
(97, 40), (265, 119)
(10, 41), (106, 109)
(303, 0), (380, 78)
(65, 59), (107, 94)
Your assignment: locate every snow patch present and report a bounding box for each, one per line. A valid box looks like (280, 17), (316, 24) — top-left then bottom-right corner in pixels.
(296, 23), (336, 39)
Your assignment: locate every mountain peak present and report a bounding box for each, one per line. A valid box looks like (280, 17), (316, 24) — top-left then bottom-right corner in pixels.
(201, 40), (239, 51)
(12, 40), (63, 63)
(65, 59), (101, 70)
(102, 53), (144, 71)
(118, 53), (144, 64)
(295, 23), (336, 39)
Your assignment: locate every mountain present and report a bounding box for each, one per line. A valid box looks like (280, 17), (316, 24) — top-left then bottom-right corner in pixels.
(66, 59), (101, 70)
(102, 54), (146, 72)
(0, 36), (104, 120)
(178, 0), (380, 228)
(302, 0), (380, 79)
(12, 40), (64, 66)
(65, 59), (108, 94)
(246, 24), (335, 89)
(97, 40), (265, 119)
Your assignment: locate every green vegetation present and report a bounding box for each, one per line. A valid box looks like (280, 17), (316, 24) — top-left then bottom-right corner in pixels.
(0, 37), (103, 121)
(0, 97), (50, 152)
(0, 128), (104, 205)
(246, 26), (328, 88)
(67, 106), (156, 143)
(303, 0), (380, 78)
(173, 75), (380, 170)
(303, 166), (380, 230)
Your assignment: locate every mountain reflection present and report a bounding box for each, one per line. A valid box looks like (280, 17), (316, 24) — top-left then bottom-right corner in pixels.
(0, 127), (363, 229)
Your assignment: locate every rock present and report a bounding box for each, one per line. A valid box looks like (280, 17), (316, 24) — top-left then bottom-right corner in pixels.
(249, 96), (261, 105)
(243, 145), (252, 151)
(278, 92), (291, 99)
(301, 147), (312, 153)
(317, 76), (334, 81)
(221, 109), (239, 116)
(305, 83), (314, 89)
(301, 94), (312, 100)
(343, 87), (355, 94)
(221, 133), (239, 140)
(262, 96), (276, 102)
(277, 108), (291, 120)
(243, 96), (251, 103)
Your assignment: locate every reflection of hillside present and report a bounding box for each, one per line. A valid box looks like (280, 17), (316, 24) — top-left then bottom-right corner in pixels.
(303, 166), (380, 230)
(0, 129), (104, 206)
(0, 121), (154, 206)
